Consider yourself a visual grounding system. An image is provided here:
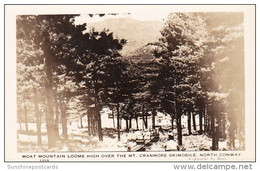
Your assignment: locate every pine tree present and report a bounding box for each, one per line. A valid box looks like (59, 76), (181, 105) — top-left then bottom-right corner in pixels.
(152, 12), (208, 148)
(17, 15), (80, 148)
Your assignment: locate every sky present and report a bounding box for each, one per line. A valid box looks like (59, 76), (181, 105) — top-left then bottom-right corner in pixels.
(74, 9), (171, 24)
(72, 5), (249, 25)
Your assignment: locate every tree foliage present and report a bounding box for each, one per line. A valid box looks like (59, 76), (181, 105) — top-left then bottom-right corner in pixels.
(17, 12), (245, 151)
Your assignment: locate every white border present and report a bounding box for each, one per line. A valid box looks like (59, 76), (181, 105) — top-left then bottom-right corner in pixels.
(1, 4), (258, 171)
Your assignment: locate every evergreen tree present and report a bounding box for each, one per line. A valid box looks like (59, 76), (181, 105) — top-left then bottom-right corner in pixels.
(152, 12), (208, 148)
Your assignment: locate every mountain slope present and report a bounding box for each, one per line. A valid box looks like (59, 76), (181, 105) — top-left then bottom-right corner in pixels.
(86, 17), (164, 55)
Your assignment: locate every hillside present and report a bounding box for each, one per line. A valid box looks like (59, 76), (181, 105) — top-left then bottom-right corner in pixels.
(86, 17), (164, 55)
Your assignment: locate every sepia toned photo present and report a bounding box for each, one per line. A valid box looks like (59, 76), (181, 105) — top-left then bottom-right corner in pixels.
(5, 5), (255, 161)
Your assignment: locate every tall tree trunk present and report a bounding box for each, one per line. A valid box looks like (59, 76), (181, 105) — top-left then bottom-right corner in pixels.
(174, 79), (182, 147)
(23, 104), (29, 133)
(207, 105), (211, 132)
(54, 93), (60, 138)
(136, 117), (139, 130)
(116, 103), (120, 141)
(91, 113), (95, 136)
(187, 111), (191, 135)
(177, 113), (182, 147)
(129, 116), (132, 130)
(125, 118), (129, 132)
(96, 105), (103, 141)
(218, 115), (222, 139)
(45, 52), (56, 148)
(87, 111), (91, 136)
(204, 118), (208, 132)
(61, 102), (68, 140)
(45, 89), (56, 148)
(204, 104), (208, 132)
(33, 90), (42, 145)
(145, 114), (148, 129)
(215, 124), (219, 150)
(192, 112), (197, 131)
(171, 116), (174, 131)
(222, 114), (226, 139)
(152, 109), (156, 129)
(211, 108), (218, 151)
(199, 108), (203, 135)
(89, 108), (94, 136)
(229, 120), (236, 149)
(142, 107), (145, 130)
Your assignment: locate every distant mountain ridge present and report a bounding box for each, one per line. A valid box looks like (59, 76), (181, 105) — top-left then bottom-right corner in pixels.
(86, 17), (164, 55)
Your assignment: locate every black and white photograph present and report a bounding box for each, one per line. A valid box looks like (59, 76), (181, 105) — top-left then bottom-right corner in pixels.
(5, 5), (255, 161)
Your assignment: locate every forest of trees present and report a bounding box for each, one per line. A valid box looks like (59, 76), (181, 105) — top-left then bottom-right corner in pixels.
(17, 12), (245, 151)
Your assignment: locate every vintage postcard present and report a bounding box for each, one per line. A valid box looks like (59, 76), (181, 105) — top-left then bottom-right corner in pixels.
(5, 5), (255, 161)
